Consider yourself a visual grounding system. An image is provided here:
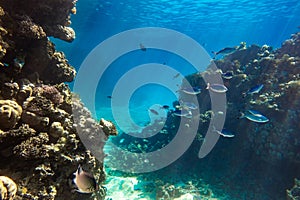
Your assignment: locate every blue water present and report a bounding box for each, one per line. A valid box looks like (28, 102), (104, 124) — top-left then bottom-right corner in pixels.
(53, 0), (300, 126)
(52, 0), (300, 199)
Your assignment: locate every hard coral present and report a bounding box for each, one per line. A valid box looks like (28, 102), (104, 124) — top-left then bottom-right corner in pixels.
(39, 85), (64, 105)
(0, 100), (22, 130)
(13, 132), (49, 159)
(0, 176), (17, 200)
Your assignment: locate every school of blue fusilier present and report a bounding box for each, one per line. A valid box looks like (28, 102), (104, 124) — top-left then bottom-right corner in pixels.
(176, 76), (266, 138)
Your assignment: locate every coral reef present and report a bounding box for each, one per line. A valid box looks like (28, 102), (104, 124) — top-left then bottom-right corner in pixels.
(0, 0), (113, 199)
(175, 33), (300, 199)
(182, 33), (300, 164)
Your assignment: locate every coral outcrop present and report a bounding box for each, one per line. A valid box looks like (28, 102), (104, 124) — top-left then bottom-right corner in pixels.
(0, 0), (113, 199)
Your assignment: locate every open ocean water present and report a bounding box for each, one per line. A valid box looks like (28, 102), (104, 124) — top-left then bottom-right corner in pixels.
(52, 0), (300, 199)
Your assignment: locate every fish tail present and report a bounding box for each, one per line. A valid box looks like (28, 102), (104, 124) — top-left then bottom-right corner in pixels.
(211, 51), (217, 59)
(238, 111), (245, 119)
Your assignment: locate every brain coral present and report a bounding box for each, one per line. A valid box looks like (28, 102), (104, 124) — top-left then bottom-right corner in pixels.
(0, 100), (22, 130)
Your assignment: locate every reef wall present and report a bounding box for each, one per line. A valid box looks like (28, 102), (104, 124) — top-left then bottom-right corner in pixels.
(0, 0), (114, 199)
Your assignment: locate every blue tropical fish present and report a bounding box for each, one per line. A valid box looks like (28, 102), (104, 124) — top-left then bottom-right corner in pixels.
(240, 110), (269, 123)
(243, 84), (264, 96)
(222, 71), (234, 79)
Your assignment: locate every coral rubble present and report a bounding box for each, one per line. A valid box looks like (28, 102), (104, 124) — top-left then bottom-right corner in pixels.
(0, 0), (113, 199)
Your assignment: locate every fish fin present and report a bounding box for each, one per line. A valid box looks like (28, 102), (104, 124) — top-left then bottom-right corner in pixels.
(75, 189), (86, 194)
(77, 165), (83, 175)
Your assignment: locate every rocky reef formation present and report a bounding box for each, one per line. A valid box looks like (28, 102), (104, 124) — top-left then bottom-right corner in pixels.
(0, 0), (115, 199)
(181, 33), (300, 198)
(208, 33), (300, 164)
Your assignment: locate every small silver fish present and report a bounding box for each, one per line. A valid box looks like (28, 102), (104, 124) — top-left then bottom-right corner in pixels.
(173, 73), (180, 79)
(139, 43), (146, 51)
(179, 86), (201, 95)
(149, 109), (159, 115)
(212, 47), (237, 59)
(73, 165), (98, 193)
(173, 109), (192, 117)
(218, 129), (235, 138)
(180, 101), (198, 110)
(206, 83), (228, 93)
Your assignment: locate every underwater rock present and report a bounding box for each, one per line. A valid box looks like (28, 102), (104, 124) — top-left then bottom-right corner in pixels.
(0, 176), (17, 200)
(0, 100), (22, 130)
